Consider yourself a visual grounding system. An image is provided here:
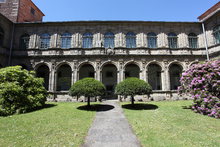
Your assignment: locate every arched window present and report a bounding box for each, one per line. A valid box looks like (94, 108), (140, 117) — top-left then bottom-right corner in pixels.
(82, 32), (93, 48)
(213, 25), (220, 44)
(20, 34), (30, 49)
(61, 33), (72, 49)
(168, 33), (178, 48)
(104, 32), (114, 48)
(147, 32), (157, 48)
(0, 27), (4, 47)
(126, 32), (136, 48)
(40, 33), (50, 49)
(188, 33), (198, 48)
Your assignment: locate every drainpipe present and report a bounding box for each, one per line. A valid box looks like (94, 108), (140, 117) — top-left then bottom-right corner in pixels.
(202, 23), (210, 61)
(8, 23), (15, 66)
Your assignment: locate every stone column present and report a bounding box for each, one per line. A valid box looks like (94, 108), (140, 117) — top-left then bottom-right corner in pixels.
(163, 61), (170, 91)
(73, 61), (78, 83)
(49, 61), (56, 92)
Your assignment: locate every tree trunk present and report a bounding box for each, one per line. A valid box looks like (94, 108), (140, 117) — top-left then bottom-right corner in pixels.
(131, 96), (134, 105)
(87, 97), (90, 107)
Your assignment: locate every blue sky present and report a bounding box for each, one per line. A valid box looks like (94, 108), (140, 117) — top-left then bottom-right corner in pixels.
(32, 0), (219, 22)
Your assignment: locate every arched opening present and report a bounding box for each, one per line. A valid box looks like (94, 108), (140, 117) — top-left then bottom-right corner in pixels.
(148, 64), (162, 90)
(36, 64), (50, 90)
(169, 64), (183, 90)
(56, 64), (72, 91)
(125, 63), (140, 78)
(102, 64), (117, 96)
(79, 64), (95, 80)
(0, 26), (4, 47)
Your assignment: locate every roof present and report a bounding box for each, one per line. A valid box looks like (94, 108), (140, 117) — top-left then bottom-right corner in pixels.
(198, 1), (220, 22)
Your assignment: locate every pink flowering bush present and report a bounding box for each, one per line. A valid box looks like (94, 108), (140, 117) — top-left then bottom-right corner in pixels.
(178, 60), (220, 119)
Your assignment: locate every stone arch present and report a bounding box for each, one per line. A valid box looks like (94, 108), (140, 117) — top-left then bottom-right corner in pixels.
(124, 61), (141, 70)
(78, 61), (95, 71)
(56, 64), (72, 91)
(168, 61), (185, 71)
(36, 64), (50, 90)
(55, 62), (72, 71)
(101, 63), (118, 97)
(124, 63), (140, 79)
(146, 61), (164, 70)
(34, 62), (50, 71)
(169, 63), (183, 90)
(79, 63), (95, 80)
(147, 63), (162, 90)
(100, 61), (118, 71)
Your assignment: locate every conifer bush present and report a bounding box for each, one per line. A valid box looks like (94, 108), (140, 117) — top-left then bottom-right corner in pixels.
(179, 60), (220, 119)
(0, 66), (48, 116)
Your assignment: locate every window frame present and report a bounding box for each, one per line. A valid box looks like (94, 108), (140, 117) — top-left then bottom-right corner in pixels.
(19, 34), (30, 50)
(40, 33), (51, 49)
(147, 32), (157, 48)
(82, 32), (93, 48)
(213, 25), (220, 44)
(168, 32), (178, 49)
(126, 32), (136, 48)
(104, 32), (115, 48)
(188, 33), (198, 48)
(61, 33), (72, 49)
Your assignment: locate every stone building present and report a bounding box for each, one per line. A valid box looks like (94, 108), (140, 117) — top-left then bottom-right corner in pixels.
(0, 0), (220, 101)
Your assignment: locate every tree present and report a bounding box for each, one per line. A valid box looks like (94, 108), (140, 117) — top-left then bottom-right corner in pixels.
(69, 78), (105, 106)
(115, 77), (152, 105)
(0, 66), (48, 116)
(179, 60), (220, 119)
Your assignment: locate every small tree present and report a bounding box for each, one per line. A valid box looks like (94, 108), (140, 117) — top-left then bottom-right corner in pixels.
(115, 77), (152, 105)
(0, 66), (48, 116)
(69, 78), (105, 106)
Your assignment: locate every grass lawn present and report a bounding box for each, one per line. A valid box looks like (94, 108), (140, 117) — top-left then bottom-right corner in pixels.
(0, 102), (96, 147)
(122, 100), (220, 147)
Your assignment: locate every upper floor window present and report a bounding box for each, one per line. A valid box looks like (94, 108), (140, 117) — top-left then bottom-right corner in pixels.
(20, 34), (30, 49)
(188, 33), (198, 48)
(0, 27), (4, 47)
(104, 32), (114, 48)
(147, 32), (157, 48)
(213, 25), (220, 44)
(40, 33), (50, 49)
(126, 32), (136, 48)
(82, 32), (93, 48)
(168, 33), (178, 48)
(61, 33), (72, 49)
(31, 7), (35, 15)
(0, 0), (6, 3)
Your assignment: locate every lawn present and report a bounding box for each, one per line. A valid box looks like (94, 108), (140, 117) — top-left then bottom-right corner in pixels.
(0, 102), (96, 147)
(122, 100), (220, 147)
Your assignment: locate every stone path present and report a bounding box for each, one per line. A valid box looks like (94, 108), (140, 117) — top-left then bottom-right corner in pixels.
(82, 100), (141, 147)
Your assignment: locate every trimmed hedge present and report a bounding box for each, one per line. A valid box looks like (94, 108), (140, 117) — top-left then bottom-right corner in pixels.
(0, 66), (48, 116)
(179, 60), (220, 119)
(115, 77), (152, 105)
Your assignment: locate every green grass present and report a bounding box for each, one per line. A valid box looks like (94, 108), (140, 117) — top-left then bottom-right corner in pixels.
(122, 100), (220, 147)
(0, 102), (96, 147)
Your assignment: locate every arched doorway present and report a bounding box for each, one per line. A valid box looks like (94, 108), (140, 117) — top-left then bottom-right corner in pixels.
(79, 64), (95, 80)
(148, 64), (162, 90)
(125, 63), (140, 78)
(102, 64), (117, 97)
(169, 64), (183, 90)
(36, 64), (50, 90)
(56, 64), (72, 91)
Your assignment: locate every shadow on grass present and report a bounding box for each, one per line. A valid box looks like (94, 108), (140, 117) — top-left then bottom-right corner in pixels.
(77, 104), (114, 112)
(122, 103), (158, 110)
(182, 105), (192, 110)
(28, 103), (57, 112)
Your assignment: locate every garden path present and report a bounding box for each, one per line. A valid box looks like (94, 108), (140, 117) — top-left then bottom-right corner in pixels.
(82, 100), (141, 147)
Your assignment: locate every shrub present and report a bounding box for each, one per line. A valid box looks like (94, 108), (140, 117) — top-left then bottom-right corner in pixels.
(0, 66), (48, 116)
(178, 60), (220, 119)
(115, 77), (152, 105)
(69, 78), (105, 106)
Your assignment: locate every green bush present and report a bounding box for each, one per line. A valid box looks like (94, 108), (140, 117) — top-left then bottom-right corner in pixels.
(115, 77), (152, 105)
(0, 66), (48, 116)
(69, 78), (105, 106)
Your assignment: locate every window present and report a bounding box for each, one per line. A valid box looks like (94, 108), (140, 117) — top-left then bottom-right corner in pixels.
(0, 0), (6, 3)
(31, 7), (35, 15)
(213, 25), (220, 44)
(126, 32), (136, 48)
(20, 34), (30, 49)
(168, 33), (178, 48)
(40, 33), (50, 49)
(82, 33), (93, 48)
(147, 32), (157, 48)
(61, 33), (71, 49)
(0, 27), (4, 47)
(188, 33), (198, 48)
(104, 32), (114, 48)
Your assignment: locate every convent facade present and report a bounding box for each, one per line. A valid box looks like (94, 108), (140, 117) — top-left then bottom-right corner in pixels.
(0, 0), (220, 101)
